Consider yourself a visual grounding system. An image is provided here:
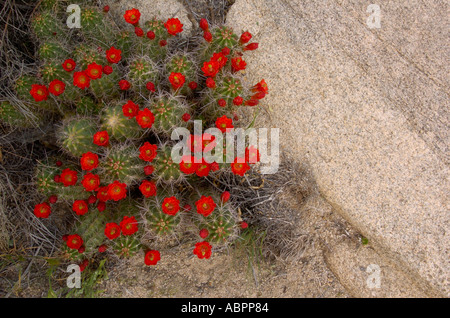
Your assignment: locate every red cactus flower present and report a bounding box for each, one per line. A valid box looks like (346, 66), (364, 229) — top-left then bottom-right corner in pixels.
(159, 39), (167, 47)
(201, 133), (216, 152)
(199, 18), (209, 31)
(62, 59), (76, 72)
(139, 180), (157, 198)
(193, 241), (212, 259)
(206, 77), (216, 88)
(221, 191), (230, 203)
(252, 79), (268, 94)
(48, 195), (58, 204)
(103, 5), (110, 12)
(211, 52), (228, 69)
(139, 142), (157, 162)
(201, 60), (219, 77)
(245, 145), (261, 164)
(146, 81), (156, 92)
(103, 65), (113, 75)
(96, 186), (110, 202)
(107, 181), (127, 201)
(199, 229), (209, 239)
(60, 168), (78, 187)
(48, 79), (66, 96)
(66, 234), (83, 250)
(136, 108), (155, 129)
(147, 31), (155, 40)
(243, 43), (259, 51)
(34, 202), (51, 218)
(195, 159), (211, 177)
(72, 200), (88, 216)
(195, 195), (216, 217)
(162, 196), (180, 216)
(182, 113), (191, 122)
(120, 216), (139, 236)
(215, 115), (234, 133)
(240, 221), (248, 229)
(188, 81), (197, 90)
(98, 244), (107, 253)
(164, 18), (183, 36)
(134, 27), (144, 37)
(203, 31), (212, 42)
(54, 175), (61, 183)
(86, 63), (102, 79)
(78, 245), (85, 254)
(233, 96), (243, 106)
(106, 46), (122, 64)
(222, 47), (231, 55)
(240, 31), (252, 44)
(122, 100), (140, 118)
(29, 84), (49, 102)
(80, 152), (99, 171)
(169, 72), (185, 90)
(184, 204), (192, 211)
(87, 195), (97, 204)
(93, 131), (109, 147)
(73, 71), (90, 89)
(179, 155), (198, 175)
(119, 79), (131, 90)
(231, 157), (250, 176)
(123, 8), (141, 25)
(144, 250), (161, 265)
(144, 165), (154, 175)
(231, 57), (246, 72)
(97, 201), (106, 212)
(104, 223), (121, 240)
(56, 160), (63, 167)
(81, 173), (100, 192)
(210, 162), (219, 171)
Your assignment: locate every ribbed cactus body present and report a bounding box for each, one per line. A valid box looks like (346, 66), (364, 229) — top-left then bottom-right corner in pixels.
(61, 209), (108, 262)
(41, 61), (71, 84)
(31, 11), (63, 39)
(100, 104), (141, 141)
(150, 96), (189, 135)
(113, 235), (141, 258)
(197, 207), (237, 243)
(202, 26), (239, 61)
(89, 67), (120, 100)
(59, 118), (97, 156)
(73, 45), (105, 69)
(142, 18), (168, 60)
(101, 145), (145, 185)
(80, 7), (115, 46)
(0, 101), (41, 128)
(38, 41), (69, 61)
(35, 161), (88, 201)
(202, 75), (244, 119)
(166, 54), (197, 95)
(153, 145), (183, 183)
(76, 96), (102, 115)
(127, 56), (159, 93)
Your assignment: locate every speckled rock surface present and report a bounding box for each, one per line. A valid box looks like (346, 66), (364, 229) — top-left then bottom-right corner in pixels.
(227, 0), (449, 297)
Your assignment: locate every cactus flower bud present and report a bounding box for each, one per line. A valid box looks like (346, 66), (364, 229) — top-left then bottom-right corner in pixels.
(243, 43), (259, 51)
(240, 31), (252, 44)
(199, 18), (209, 31)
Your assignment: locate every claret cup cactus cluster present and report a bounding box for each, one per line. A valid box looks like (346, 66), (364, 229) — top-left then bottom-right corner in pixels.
(2, 1), (269, 271)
